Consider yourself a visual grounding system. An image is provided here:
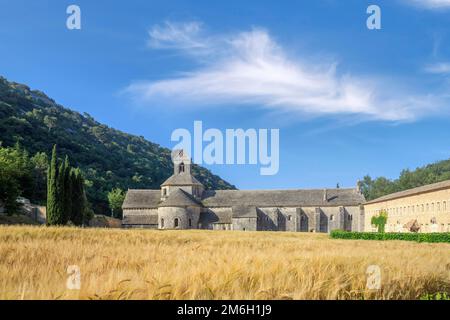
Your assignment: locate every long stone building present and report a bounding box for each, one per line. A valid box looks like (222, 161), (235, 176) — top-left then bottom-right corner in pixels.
(364, 180), (450, 233)
(122, 150), (366, 232)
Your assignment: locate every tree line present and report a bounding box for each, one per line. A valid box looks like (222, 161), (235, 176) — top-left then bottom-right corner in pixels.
(0, 143), (47, 213)
(0, 142), (126, 222)
(46, 145), (93, 225)
(0, 143), (93, 224)
(360, 158), (450, 201)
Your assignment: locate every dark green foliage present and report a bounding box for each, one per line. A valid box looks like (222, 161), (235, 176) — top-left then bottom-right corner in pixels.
(420, 292), (450, 300)
(30, 152), (48, 205)
(47, 145), (85, 225)
(0, 166), (21, 214)
(82, 193), (94, 225)
(70, 168), (85, 226)
(370, 210), (388, 233)
(62, 156), (72, 224)
(57, 161), (67, 224)
(0, 143), (47, 214)
(0, 76), (235, 215)
(46, 145), (62, 225)
(361, 159), (450, 201)
(330, 230), (450, 243)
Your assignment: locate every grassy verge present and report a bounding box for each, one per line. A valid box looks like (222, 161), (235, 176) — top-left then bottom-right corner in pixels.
(330, 230), (450, 243)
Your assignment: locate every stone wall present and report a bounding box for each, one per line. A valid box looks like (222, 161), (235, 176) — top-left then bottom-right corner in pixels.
(255, 206), (361, 233)
(364, 187), (450, 233)
(157, 206), (200, 230)
(232, 217), (257, 231)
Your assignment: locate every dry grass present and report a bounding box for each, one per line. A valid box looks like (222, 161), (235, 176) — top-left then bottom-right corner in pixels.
(0, 226), (449, 300)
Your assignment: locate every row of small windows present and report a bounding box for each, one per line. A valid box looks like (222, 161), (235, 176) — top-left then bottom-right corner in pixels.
(372, 200), (449, 216)
(259, 214), (352, 222)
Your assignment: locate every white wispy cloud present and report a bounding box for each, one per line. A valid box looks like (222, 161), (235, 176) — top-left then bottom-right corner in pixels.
(425, 62), (450, 74)
(125, 21), (446, 122)
(148, 21), (208, 51)
(406, 0), (450, 9)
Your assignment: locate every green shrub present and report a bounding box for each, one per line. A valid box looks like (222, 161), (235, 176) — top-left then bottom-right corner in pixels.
(371, 210), (388, 233)
(330, 230), (450, 243)
(420, 292), (450, 300)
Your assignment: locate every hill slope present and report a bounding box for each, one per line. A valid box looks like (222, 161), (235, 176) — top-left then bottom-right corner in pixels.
(0, 76), (235, 214)
(361, 159), (450, 201)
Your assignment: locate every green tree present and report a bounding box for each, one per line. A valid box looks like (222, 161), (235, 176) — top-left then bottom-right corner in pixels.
(107, 188), (126, 218)
(62, 156), (72, 224)
(30, 152), (48, 204)
(0, 145), (23, 214)
(57, 160), (67, 224)
(70, 168), (86, 226)
(371, 210), (388, 233)
(0, 166), (21, 214)
(83, 194), (94, 225)
(47, 145), (62, 225)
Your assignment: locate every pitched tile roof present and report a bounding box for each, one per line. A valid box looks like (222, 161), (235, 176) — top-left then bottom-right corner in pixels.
(122, 190), (161, 209)
(201, 189), (365, 207)
(161, 173), (203, 186)
(158, 188), (202, 207)
(123, 188), (365, 209)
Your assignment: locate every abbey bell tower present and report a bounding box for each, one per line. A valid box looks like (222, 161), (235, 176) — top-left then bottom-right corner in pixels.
(160, 149), (204, 201)
(173, 149), (191, 175)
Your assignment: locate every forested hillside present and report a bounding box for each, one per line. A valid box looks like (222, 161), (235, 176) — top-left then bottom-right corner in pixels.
(361, 160), (450, 201)
(0, 76), (235, 214)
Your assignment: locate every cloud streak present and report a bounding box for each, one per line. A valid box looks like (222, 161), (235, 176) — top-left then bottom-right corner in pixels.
(425, 62), (450, 74)
(406, 0), (450, 9)
(148, 21), (209, 51)
(126, 21), (445, 122)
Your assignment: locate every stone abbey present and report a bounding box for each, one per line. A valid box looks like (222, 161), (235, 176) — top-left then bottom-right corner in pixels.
(122, 150), (365, 232)
(122, 150), (450, 233)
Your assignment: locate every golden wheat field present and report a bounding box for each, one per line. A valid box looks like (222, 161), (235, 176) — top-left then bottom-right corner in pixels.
(0, 226), (449, 300)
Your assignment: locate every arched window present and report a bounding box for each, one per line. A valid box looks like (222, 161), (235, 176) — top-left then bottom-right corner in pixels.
(174, 218), (179, 228)
(163, 188), (167, 196)
(179, 162), (185, 174)
(288, 215), (292, 221)
(161, 218), (164, 228)
(330, 214), (334, 221)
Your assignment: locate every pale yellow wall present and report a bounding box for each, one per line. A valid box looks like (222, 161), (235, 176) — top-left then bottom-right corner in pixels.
(364, 187), (450, 233)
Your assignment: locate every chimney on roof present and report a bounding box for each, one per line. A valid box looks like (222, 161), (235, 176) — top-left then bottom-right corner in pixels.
(323, 189), (328, 202)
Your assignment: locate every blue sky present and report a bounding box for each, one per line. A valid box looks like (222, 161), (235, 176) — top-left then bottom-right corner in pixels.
(1, 0), (450, 190)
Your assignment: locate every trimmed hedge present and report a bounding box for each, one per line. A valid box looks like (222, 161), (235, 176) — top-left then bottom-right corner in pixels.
(330, 230), (450, 243)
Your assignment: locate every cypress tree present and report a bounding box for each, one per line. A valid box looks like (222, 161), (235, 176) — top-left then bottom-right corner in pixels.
(70, 168), (85, 226)
(46, 145), (60, 225)
(62, 156), (72, 224)
(58, 161), (65, 223)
